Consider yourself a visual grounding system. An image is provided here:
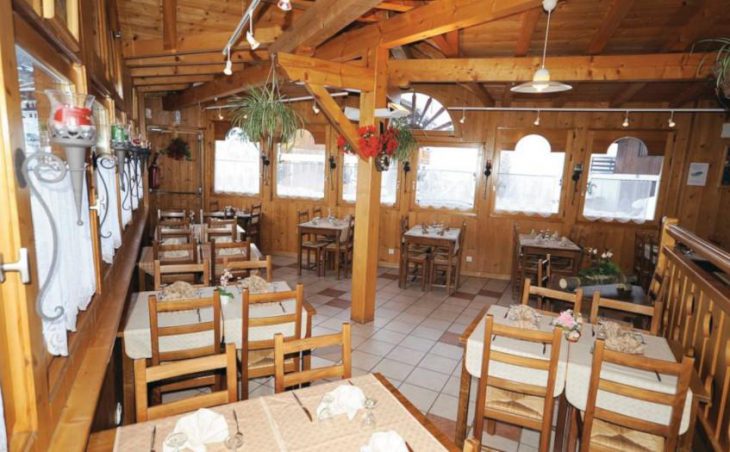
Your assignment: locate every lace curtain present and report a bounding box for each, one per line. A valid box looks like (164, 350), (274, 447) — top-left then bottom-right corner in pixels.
(28, 151), (97, 356)
(120, 163), (132, 226)
(96, 158), (122, 263)
(127, 160), (139, 210)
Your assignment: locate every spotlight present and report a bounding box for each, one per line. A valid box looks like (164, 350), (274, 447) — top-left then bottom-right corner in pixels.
(622, 111), (630, 128)
(312, 102), (320, 115)
(218, 107), (224, 120)
(668, 111), (676, 128)
(246, 30), (260, 50)
(223, 47), (233, 76)
(459, 108), (466, 124)
(533, 110), (541, 126)
(277, 0), (292, 11)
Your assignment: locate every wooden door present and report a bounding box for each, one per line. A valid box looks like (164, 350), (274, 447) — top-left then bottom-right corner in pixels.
(148, 129), (203, 215)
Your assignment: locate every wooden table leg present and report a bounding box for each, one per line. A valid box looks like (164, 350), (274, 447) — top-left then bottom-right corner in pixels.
(554, 393), (568, 452)
(297, 229), (303, 276)
(455, 358), (472, 448)
(121, 343), (136, 425)
(137, 266), (146, 293)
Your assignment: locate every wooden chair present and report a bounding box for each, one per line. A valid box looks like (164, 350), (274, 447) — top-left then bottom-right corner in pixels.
(156, 223), (193, 244)
(134, 343), (237, 422)
(589, 291), (663, 335)
(472, 315), (562, 452)
(297, 209), (329, 276)
(205, 219), (237, 243)
(312, 206), (323, 218)
(324, 215), (354, 279)
(153, 259), (210, 290)
(212, 240), (251, 279)
(225, 255), (273, 282)
(240, 284), (304, 399)
(247, 211), (261, 249)
(250, 203), (262, 217)
(152, 241), (198, 265)
(579, 339), (693, 452)
(274, 322), (352, 393)
(430, 222), (466, 294)
(521, 278), (584, 314)
(158, 208), (189, 223)
(537, 254), (551, 288)
(400, 217), (431, 290)
(512, 223), (524, 298)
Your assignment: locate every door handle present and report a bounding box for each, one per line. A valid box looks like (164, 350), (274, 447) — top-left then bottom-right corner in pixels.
(0, 248), (31, 284)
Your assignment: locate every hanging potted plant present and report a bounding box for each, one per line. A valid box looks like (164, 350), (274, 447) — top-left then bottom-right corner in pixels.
(161, 137), (192, 161)
(336, 119), (417, 172)
(228, 57), (303, 147)
(694, 38), (730, 107)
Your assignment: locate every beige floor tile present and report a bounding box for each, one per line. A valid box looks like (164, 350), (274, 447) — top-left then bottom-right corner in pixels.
(400, 335), (436, 352)
(351, 350), (383, 371)
(428, 393), (460, 421)
(405, 367), (449, 392)
(372, 358), (414, 381)
(419, 355), (459, 375)
(386, 345), (427, 366)
(398, 383), (439, 412)
(357, 338), (396, 357)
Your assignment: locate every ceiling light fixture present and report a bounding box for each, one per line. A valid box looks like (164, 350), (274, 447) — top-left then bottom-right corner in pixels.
(459, 108), (466, 124)
(218, 107), (224, 120)
(246, 18), (260, 50)
(534, 110), (541, 126)
(312, 101), (320, 114)
(277, 0), (292, 11)
(223, 47), (233, 76)
(622, 110), (630, 128)
(667, 111), (676, 128)
(512, 0), (571, 94)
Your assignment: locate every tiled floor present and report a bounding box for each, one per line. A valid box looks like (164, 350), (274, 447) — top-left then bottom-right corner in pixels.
(241, 254), (543, 451)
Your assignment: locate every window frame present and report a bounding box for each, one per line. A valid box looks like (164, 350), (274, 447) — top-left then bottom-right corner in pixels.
(274, 127), (328, 201)
(339, 151), (401, 209)
(212, 133), (263, 197)
(488, 128), (573, 221)
(411, 141), (483, 215)
(577, 129), (674, 226)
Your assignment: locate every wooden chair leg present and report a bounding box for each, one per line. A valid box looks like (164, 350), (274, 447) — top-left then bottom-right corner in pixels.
(567, 405), (578, 452)
(446, 263), (452, 295)
(486, 419), (496, 435)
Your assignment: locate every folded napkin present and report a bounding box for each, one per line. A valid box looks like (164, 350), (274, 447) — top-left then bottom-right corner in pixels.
(316, 384), (366, 421)
(237, 274), (272, 294)
(360, 431), (408, 452)
(160, 281), (196, 300)
(595, 320), (645, 355)
(506, 304), (541, 330)
(163, 408), (229, 452)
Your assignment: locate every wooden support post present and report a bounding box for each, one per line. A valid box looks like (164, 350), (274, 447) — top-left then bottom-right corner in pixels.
(350, 47), (388, 324)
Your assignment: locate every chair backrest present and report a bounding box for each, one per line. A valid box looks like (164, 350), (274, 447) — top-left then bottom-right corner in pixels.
(212, 240), (251, 277)
(589, 292), (662, 335)
(153, 259), (210, 290)
(580, 340), (693, 452)
(242, 284), (304, 360)
(148, 291), (221, 365)
(250, 203), (262, 216)
(205, 221), (236, 243)
(134, 343), (237, 422)
(225, 255), (273, 281)
(153, 241), (198, 265)
(312, 207), (322, 218)
(297, 209), (310, 224)
(158, 209), (188, 222)
(521, 278), (584, 313)
(537, 254), (551, 288)
(156, 226), (194, 245)
(473, 315), (562, 443)
(274, 322), (352, 393)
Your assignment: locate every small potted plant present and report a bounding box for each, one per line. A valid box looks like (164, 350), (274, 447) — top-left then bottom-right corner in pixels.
(693, 38), (730, 107)
(162, 137), (192, 161)
(552, 309), (583, 342)
(579, 248), (621, 284)
(336, 119), (417, 172)
(217, 269), (235, 305)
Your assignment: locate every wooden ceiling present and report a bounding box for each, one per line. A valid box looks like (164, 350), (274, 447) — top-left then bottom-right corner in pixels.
(115, 0), (730, 107)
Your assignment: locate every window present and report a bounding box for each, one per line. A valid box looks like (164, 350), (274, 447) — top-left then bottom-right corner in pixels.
(415, 145), (479, 210)
(399, 92), (454, 132)
(214, 130), (260, 195)
(495, 134), (566, 216)
(583, 137), (663, 223)
(276, 129), (325, 199)
(342, 153), (398, 205)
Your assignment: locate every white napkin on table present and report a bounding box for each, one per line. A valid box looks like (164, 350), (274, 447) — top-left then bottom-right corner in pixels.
(360, 431), (408, 452)
(316, 384), (366, 421)
(163, 408), (229, 452)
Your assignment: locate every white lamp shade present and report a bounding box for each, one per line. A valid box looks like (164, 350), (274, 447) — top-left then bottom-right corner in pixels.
(511, 68), (572, 93)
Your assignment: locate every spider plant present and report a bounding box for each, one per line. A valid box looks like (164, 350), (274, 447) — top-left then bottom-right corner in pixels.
(229, 85), (303, 146)
(694, 38), (730, 100)
(390, 118), (417, 162)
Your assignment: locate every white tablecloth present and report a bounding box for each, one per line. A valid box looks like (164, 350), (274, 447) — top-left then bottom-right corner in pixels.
(123, 281), (309, 359)
(519, 234), (581, 251)
(465, 305), (568, 397)
(300, 219), (350, 242)
(567, 324), (693, 434)
(404, 227), (461, 252)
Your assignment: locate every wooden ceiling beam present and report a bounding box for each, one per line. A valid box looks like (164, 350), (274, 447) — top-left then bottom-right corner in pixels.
(305, 83), (361, 154)
(389, 53), (716, 86)
(670, 82), (712, 108)
(315, 0), (542, 61)
(430, 31), (460, 57)
(609, 82), (646, 107)
(122, 27), (282, 58)
(663, 0), (726, 52)
(461, 82), (495, 107)
(162, 0), (177, 50)
(137, 84), (191, 93)
(129, 64), (246, 77)
(126, 50), (269, 68)
(133, 75), (215, 86)
(162, 63), (273, 110)
(514, 8), (541, 56)
(269, 0), (383, 54)
(277, 52), (375, 91)
(375, 1), (420, 12)
(587, 0), (635, 55)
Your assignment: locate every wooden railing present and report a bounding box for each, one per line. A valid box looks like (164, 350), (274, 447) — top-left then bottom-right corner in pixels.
(655, 218), (730, 451)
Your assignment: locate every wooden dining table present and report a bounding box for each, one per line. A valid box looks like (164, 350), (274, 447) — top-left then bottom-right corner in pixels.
(400, 226), (461, 292)
(87, 373), (458, 451)
(297, 218), (350, 279)
(454, 305), (710, 450)
(119, 282), (316, 425)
